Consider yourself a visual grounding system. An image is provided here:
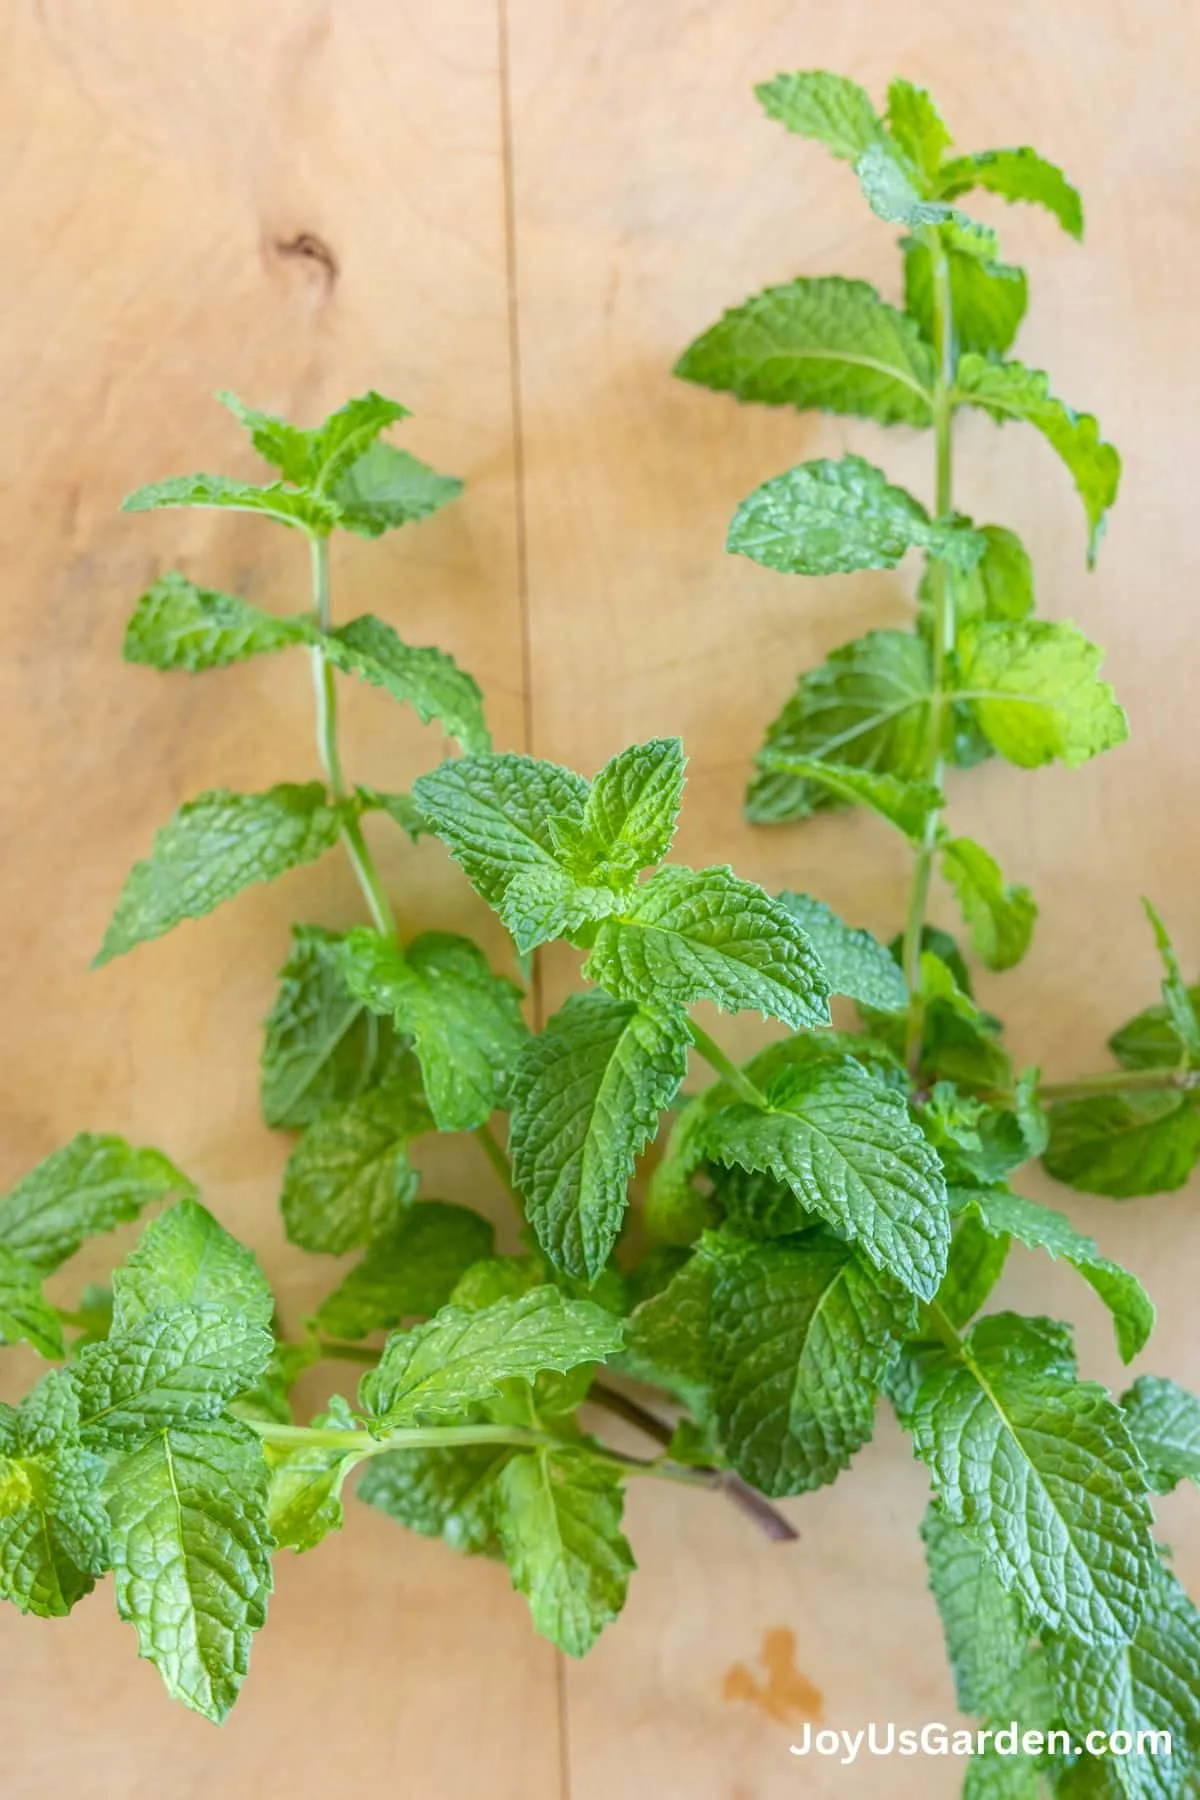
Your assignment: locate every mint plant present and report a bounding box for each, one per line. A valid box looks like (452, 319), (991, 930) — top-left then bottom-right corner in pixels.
(0, 73), (1196, 1798)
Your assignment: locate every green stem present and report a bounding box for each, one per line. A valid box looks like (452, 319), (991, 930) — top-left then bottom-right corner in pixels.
(307, 533), (397, 940)
(919, 1298), (965, 1357)
(902, 230), (957, 1075)
(1029, 1066), (1200, 1104)
(689, 1022), (769, 1109)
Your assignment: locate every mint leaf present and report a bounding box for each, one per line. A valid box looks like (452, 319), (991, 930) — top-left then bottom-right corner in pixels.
(905, 240), (1028, 356)
(358, 1441), (510, 1557)
(265, 1400), (363, 1553)
(755, 759), (941, 843)
(111, 1199), (274, 1334)
(1110, 989), (1200, 1072)
(937, 147), (1084, 240)
(122, 473), (338, 534)
(1119, 1377), (1200, 1494)
(924, 525), (1035, 626)
(260, 925), (399, 1131)
(412, 753), (630, 953)
(105, 1416), (272, 1721)
(216, 392), (314, 483)
(312, 1202), (495, 1341)
(1043, 1092), (1200, 1199)
(703, 1061), (950, 1299)
(508, 991), (691, 1280)
(886, 78), (952, 178)
(940, 837), (1037, 971)
(219, 389), (408, 489)
(0, 1133), (195, 1274)
(951, 1188), (1154, 1362)
(953, 355), (1119, 561)
(710, 1229), (915, 1494)
(729, 454), (984, 578)
(747, 630), (932, 825)
(576, 737), (685, 873)
(0, 1248), (65, 1359)
(622, 1243), (716, 1411)
(775, 891), (907, 1010)
(956, 620), (1127, 768)
(280, 1064), (429, 1254)
(937, 1209), (1010, 1327)
(912, 1312), (1155, 1642)
(95, 784), (342, 965)
(73, 1306), (273, 1446)
(0, 1372), (109, 1616)
(331, 442), (463, 537)
(360, 1288), (623, 1427)
(856, 142), (989, 237)
(355, 787), (428, 842)
(340, 929), (528, 1133)
(675, 276), (934, 427)
(755, 70), (886, 163)
(1047, 1561), (1200, 1800)
(496, 1447), (633, 1655)
(922, 1502), (1034, 1719)
(583, 865), (831, 1029)
(1141, 899), (1200, 1060)
(324, 615), (490, 755)
(123, 573), (308, 673)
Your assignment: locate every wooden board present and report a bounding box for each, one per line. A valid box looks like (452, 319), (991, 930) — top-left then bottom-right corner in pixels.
(2, 1), (1199, 1794)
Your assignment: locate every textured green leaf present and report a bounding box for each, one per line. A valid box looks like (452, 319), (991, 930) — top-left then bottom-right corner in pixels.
(956, 620), (1127, 768)
(886, 78), (952, 178)
(96, 784), (342, 965)
(324, 615), (489, 755)
(111, 1199), (274, 1335)
(360, 1288), (623, 1427)
(941, 837), (1037, 972)
(571, 737), (685, 875)
(937, 147), (1084, 239)
(216, 391), (315, 483)
(775, 891), (907, 1010)
(73, 1306), (273, 1448)
(220, 388), (408, 490)
(583, 864), (831, 1030)
(856, 141), (989, 237)
(729, 454), (984, 578)
(1119, 1376), (1200, 1495)
(1048, 1561), (1200, 1800)
(950, 1187), (1154, 1362)
(622, 1242), (716, 1411)
(937, 1194), (1011, 1331)
(675, 276), (934, 426)
(1141, 899), (1200, 1060)
(331, 442), (462, 536)
(280, 1064), (430, 1254)
(1043, 1092), (1200, 1199)
(0, 1133), (195, 1274)
(755, 70), (886, 163)
(752, 758), (941, 843)
(496, 1446), (633, 1656)
(264, 1400), (363, 1553)
(0, 1372), (109, 1617)
(340, 929), (528, 1133)
(1110, 991), (1200, 1073)
(922, 1502), (1034, 1719)
(905, 239), (1028, 356)
(260, 924), (399, 1131)
(105, 1416), (272, 1721)
(412, 753), (632, 954)
(0, 1248), (65, 1359)
(711, 1228), (914, 1495)
(925, 525), (1035, 626)
(747, 630), (932, 825)
(312, 1203), (496, 1341)
(358, 1440), (511, 1556)
(122, 473), (338, 534)
(704, 1060), (950, 1299)
(953, 355), (1119, 561)
(123, 572), (308, 673)
(508, 991), (691, 1281)
(920, 1080), (1045, 1191)
(912, 1312), (1156, 1642)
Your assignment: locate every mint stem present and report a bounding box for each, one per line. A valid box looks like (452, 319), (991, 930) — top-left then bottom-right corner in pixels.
(308, 533), (398, 940)
(688, 1021), (769, 1109)
(902, 228), (957, 1074)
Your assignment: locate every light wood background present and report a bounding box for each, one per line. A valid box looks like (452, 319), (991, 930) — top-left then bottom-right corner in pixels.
(2, 2), (1198, 1795)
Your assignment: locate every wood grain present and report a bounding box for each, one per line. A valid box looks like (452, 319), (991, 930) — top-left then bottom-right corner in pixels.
(2, 0), (1199, 1795)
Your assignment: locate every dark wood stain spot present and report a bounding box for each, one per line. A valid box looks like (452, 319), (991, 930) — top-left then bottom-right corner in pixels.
(273, 231), (339, 284)
(722, 1627), (822, 1726)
